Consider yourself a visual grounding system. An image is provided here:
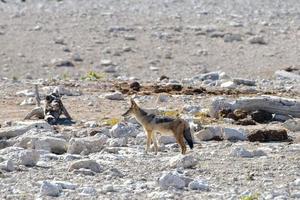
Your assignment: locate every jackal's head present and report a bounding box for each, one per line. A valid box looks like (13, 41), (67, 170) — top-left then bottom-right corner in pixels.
(122, 98), (139, 117)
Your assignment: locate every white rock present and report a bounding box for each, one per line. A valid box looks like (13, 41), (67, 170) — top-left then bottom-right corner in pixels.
(13, 120), (53, 131)
(169, 154), (198, 169)
(158, 135), (176, 144)
(67, 135), (108, 154)
(84, 121), (98, 128)
(233, 78), (256, 86)
(104, 91), (124, 100)
(53, 181), (77, 190)
(194, 71), (220, 81)
(156, 94), (169, 103)
(135, 132), (147, 145)
(18, 149), (40, 166)
(42, 85), (79, 96)
(107, 137), (128, 147)
(103, 66), (117, 73)
(194, 127), (219, 141)
(0, 159), (15, 172)
(283, 119), (300, 132)
(18, 135), (67, 154)
(188, 179), (209, 190)
(16, 89), (35, 97)
(224, 33), (242, 42)
(68, 159), (102, 173)
(101, 59), (112, 66)
(230, 147), (266, 158)
(222, 127), (247, 140)
(221, 81), (237, 89)
(275, 70), (300, 81)
(20, 97), (35, 106)
(248, 36), (267, 44)
(150, 66), (159, 71)
(183, 105), (201, 114)
(40, 181), (61, 197)
(64, 154), (82, 161)
(79, 187), (97, 196)
(230, 147), (252, 158)
(195, 126), (247, 141)
(110, 122), (139, 138)
(0, 121), (52, 139)
(159, 172), (186, 190)
(102, 185), (114, 193)
(294, 178), (300, 186)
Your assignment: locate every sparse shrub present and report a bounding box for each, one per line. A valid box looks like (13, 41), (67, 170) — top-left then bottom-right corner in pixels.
(241, 193), (259, 200)
(81, 71), (105, 81)
(160, 110), (180, 118)
(102, 117), (120, 126)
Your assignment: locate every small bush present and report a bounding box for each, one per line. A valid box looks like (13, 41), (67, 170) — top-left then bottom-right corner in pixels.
(241, 193), (259, 200)
(102, 118), (120, 126)
(81, 71), (105, 81)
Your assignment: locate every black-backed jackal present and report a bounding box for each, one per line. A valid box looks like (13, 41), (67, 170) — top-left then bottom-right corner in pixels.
(122, 98), (194, 155)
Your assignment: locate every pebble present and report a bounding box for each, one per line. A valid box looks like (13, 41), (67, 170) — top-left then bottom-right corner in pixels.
(104, 91), (124, 100)
(248, 36), (267, 44)
(188, 179), (209, 190)
(68, 159), (102, 173)
(40, 181), (61, 197)
(79, 187), (97, 196)
(101, 59), (112, 66)
(224, 33), (242, 42)
(159, 171), (186, 190)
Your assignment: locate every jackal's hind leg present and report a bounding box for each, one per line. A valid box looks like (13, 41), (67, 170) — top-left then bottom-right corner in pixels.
(176, 134), (187, 155)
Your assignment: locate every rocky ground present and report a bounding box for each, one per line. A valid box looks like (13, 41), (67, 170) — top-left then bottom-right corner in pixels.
(0, 0), (300, 200)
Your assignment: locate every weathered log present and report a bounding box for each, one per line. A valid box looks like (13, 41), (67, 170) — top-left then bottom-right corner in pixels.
(194, 124), (289, 142)
(210, 95), (300, 118)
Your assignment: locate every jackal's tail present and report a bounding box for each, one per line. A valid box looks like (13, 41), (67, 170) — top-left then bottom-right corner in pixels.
(183, 123), (193, 149)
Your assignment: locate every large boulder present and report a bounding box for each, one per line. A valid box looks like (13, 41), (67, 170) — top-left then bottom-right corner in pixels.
(0, 120), (52, 139)
(195, 126), (247, 141)
(18, 149), (40, 167)
(0, 159), (15, 172)
(67, 135), (108, 154)
(110, 122), (139, 138)
(18, 135), (67, 154)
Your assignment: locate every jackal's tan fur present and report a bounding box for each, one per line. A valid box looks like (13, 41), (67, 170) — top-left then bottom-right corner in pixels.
(123, 99), (193, 154)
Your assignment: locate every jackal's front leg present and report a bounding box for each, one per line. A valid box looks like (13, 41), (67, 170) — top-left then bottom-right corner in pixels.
(152, 132), (158, 155)
(145, 129), (153, 154)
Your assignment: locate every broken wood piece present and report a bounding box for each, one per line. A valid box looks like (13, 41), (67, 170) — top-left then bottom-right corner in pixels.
(210, 95), (300, 119)
(35, 84), (41, 107)
(24, 86), (72, 125)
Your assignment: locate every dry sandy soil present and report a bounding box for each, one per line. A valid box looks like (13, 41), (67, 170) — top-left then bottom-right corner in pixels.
(0, 0), (300, 200)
